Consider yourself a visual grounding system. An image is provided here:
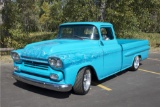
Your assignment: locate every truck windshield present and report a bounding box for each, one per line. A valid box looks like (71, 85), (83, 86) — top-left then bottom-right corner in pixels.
(58, 25), (99, 40)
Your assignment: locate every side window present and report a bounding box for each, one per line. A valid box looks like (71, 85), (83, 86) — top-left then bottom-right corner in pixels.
(100, 27), (114, 40)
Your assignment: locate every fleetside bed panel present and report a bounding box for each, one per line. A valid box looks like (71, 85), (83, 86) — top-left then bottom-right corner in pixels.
(117, 39), (150, 70)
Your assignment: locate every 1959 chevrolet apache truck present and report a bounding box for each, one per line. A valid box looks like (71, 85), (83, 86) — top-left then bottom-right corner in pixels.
(11, 22), (150, 95)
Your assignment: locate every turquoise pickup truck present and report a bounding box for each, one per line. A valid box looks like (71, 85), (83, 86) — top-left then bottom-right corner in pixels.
(11, 22), (150, 95)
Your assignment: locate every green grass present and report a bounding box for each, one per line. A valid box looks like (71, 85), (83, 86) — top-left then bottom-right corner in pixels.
(132, 32), (160, 47)
(0, 55), (13, 63)
(150, 48), (160, 52)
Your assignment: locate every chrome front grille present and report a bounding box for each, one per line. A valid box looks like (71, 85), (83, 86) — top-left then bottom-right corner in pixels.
(24, 60), (49, 70)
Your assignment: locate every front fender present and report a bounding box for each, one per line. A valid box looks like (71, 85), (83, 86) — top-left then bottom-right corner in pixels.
(62, 52), (104, 85)
(63, 62), (92, 86)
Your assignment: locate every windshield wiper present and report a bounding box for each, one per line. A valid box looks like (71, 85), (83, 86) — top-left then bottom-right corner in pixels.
(73, 35), (83, 40)
(81, 37), (90, 40)
(56, 35), (83, 40)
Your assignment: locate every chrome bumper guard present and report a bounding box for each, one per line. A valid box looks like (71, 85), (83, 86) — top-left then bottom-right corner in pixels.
(12, 73), (72, 92)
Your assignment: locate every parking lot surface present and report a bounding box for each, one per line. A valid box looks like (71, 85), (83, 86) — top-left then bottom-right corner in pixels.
(1, 52), (160, 107)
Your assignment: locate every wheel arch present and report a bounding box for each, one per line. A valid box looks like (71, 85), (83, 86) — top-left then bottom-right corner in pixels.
(138, 55), (142, 60)
(77, 65), (98, 81)
(132, 54), (142, 63)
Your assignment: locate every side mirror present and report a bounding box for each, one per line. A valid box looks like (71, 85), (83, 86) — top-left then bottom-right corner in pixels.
(100, 41), (104, 46)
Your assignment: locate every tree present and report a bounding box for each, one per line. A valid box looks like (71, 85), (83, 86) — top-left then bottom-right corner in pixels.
(98, 0), (107, 21)
(15, 0), (39, 32)
(38, 1), (51, 31)
(1, 0), (15, 47)
(1, 0), (40, 48)
(63, 0), (97, 22)
(129, 0), (160, 32)
(1, 0), (160, 48)
(105, 0), (138, 36)
(49, 0), (63, 30)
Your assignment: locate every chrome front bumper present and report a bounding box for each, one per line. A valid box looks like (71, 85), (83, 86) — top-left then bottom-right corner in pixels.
(12, 73), (72, 92)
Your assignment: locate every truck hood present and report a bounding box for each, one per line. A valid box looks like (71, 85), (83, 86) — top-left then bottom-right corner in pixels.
(22, 39), (98, 59)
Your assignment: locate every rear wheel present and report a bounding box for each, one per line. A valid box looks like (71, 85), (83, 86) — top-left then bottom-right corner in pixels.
(130, 56), (140, 71)
(73, 67), (91, 95)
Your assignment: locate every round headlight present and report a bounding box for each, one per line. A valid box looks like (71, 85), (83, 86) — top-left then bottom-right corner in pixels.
(48, 57), (63, 69)
(49, 58), (56, 66)
(56, 59), (63, 68)
(11, 52), (21, 63)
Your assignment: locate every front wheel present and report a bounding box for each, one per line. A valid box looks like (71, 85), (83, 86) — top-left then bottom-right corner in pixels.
(130, 56), (140, 71)
(73, 67), (91, 95)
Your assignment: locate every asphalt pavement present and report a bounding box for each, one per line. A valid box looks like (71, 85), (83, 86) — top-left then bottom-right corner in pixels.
(0, 52), (160, 107)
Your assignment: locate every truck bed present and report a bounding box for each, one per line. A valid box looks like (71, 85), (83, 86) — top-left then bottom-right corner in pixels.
(117, 39), (150, 70)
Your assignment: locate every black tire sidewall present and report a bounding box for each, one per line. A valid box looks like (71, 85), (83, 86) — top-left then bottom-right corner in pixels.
(73, 67), (91, 95)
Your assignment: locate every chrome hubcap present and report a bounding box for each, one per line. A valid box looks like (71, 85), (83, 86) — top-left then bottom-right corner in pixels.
(134, 56), (140, 69)
(83, 69), (91, 91)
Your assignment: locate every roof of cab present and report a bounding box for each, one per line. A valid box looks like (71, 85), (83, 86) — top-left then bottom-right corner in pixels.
(60, 22), (113, 27)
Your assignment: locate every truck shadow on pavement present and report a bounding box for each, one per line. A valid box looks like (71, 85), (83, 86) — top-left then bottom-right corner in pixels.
(92, 69), (129, 85)
(13, 82), (72, 99)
